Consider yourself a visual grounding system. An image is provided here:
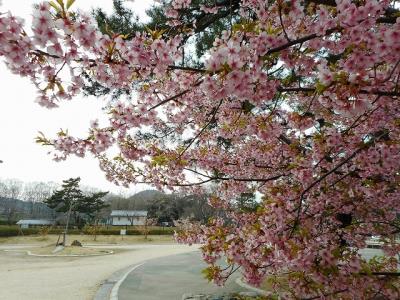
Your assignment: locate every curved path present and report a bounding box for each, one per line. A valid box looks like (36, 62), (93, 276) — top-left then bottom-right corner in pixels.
(0, 244), (198, 300)
(0, 243), (388, 300)
(113, 247), (397, 300)
(116, 251), (246, 300)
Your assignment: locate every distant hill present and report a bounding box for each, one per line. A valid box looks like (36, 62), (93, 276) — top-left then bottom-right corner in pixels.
(0, 197), (54, 222)
(122, 190), (166, 210)
(129, 190), (166, 201)
(106, 190), (215, 223)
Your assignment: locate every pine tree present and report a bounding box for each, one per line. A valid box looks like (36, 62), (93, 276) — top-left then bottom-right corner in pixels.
(84, 0), (239, 97)
(77, 191), (109, 220)
(45, 178), (109, 245)
(45, 177), (84, 246)
(77, 191), (109, 241)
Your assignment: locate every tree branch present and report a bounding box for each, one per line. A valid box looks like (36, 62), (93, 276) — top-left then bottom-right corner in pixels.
(184, 168), (286, 183)
(278, 87), (400, 98)
(306, 0), (399, 24)
(148, 79), (203, 111)
(178, 100), (223, 158)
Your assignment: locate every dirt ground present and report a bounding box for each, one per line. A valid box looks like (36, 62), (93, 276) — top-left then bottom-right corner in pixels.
(0, 236), (198, 300)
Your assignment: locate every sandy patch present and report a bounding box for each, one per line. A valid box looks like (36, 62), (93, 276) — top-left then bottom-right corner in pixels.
(0, 243), (198, 300)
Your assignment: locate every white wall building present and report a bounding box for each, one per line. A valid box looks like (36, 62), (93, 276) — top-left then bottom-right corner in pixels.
(16, 219), (54, 229)
(110, 210), (148, 226)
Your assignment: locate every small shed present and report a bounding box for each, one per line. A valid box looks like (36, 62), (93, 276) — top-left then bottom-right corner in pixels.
(16, 219), (54, 229)
(110, 210), (148, 226)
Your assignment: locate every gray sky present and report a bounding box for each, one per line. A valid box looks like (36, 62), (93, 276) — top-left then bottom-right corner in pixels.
(0, 0), (153, 195)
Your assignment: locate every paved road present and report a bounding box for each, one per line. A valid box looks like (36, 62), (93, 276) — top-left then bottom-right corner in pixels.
(359, 248), (385, 261)
(118, 251), (246, 300)
(117, 247), (399, 300)
(359, 247), (400, 268)
(0, 243), (197, 300)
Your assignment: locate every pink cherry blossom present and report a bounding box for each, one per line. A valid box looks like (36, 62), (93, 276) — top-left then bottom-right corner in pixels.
(1, 0), (400, 298)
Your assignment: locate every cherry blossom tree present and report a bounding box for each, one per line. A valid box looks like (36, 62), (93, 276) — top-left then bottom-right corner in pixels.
(1, 0), (400, 298)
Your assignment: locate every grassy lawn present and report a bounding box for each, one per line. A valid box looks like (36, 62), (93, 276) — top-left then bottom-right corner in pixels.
(0, 234), (176, 245)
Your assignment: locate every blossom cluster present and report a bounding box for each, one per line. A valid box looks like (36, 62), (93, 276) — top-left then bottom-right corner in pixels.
(2, 0), (400, 298)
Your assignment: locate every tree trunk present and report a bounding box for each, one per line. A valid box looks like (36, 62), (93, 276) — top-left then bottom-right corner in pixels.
(144, 216), (148, 240)
(94, 217), (98, 241)
(63, 204), (73, 246)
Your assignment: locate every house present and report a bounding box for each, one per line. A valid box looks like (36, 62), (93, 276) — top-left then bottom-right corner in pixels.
(110, 210), (148, 226)
(16, 219), (54, 229)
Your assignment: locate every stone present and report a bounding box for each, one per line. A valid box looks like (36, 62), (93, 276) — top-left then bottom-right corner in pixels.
(71, 240), (82, 247)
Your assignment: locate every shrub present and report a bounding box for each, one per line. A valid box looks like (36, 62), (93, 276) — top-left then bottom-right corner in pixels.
(0, 225), (176, 237)
(82, 225), (96, 235)
(0, 226), (20, 236)
(38, 226), (50, 236)
(21, 228), (40, 235)
(126, 229), (141, 235)
(0, 226), (40, 237)
(148, 228), (176, 235)
(48, 228), (81, 235)
(48, 228), (64, 235)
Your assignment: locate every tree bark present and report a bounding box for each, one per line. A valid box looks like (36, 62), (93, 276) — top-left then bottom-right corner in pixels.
(63, 203), (73, 246)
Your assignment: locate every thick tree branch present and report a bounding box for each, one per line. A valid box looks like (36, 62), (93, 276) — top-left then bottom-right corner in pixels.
(184, 167), (286, 183)
(278, 87), (400, 97)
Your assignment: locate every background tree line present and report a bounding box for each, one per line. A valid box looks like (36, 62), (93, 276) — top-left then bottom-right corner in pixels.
(0, 178), (247, 225)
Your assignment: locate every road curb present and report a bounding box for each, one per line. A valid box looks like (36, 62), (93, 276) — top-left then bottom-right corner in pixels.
(3, 249), (114, 257)
(28, 250), (114, 257)
(235, 278), (274, 297)
(94, 262), (145, 300)
(110, 263), (145, 300)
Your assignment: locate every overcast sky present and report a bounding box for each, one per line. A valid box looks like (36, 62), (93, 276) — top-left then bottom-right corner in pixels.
(0, 0), (153, 195)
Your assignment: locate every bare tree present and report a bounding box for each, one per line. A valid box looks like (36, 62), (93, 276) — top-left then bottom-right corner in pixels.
(0, 179), (23, 223)
(0, 178), (23, 199)
(5, 206), (16, 224)
(22, 181), (58, 218)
